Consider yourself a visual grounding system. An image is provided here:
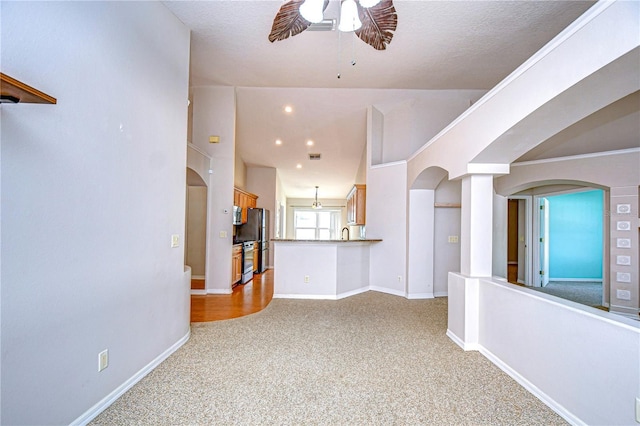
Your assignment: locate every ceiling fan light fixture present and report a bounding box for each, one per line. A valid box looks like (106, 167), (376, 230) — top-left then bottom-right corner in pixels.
(338, 0), (362, 32)
(299, 0), (324, 24)
(358, 0), (381, 7)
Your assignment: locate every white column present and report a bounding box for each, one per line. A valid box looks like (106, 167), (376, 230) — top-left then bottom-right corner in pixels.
(460, 174), (494, 277)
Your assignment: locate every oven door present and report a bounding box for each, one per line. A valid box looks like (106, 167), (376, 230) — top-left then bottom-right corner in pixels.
(242, 242), (254, 283)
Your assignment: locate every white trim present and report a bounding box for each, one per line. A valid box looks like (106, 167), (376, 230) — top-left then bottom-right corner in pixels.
(190, 275), (205, 280)
(549, 278), (603, 283)
(370, 160), (407, 169)
(407, 292), (434, 300)
(434, 291), (448, 298)
(273, 293), (339, 300)
(445, 329), (480, 351)
(408, 0), (617, 163)
(466, 163), (510, 175)
(207, 288), (232, 295)
(187, 142), (212, 160)
(479, 346), (586, 426)
(336, 287), (369, 299)
(71, 330), (191, 426)
(511, 148), (640, 168)
(446, 329), (465, 350)
(190, 289), (207, 295)
(369, 286), (406, 298)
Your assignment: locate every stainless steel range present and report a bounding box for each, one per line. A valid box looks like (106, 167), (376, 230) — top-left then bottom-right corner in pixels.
(241, 241), (254, 284)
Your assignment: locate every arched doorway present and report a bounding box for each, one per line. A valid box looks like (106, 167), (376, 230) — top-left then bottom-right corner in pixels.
(186, 167), (207, 292)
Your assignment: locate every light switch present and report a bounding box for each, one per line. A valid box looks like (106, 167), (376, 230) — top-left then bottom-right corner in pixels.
(219, 231), (227, 238)
(171, 234), (179, 248)
(448, 236), (459, 243)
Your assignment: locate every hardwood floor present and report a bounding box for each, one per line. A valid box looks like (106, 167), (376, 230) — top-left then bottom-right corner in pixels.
(190, 269), (274, 322)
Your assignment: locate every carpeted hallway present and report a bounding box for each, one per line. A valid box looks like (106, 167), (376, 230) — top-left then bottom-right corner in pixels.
(91, 292), (565, 425)
(529, 281), (603, 307)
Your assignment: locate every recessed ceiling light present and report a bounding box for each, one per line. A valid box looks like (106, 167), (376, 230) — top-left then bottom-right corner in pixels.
(296, 164), (302, 169)
(284, 105), (293, 113)
(275, 139), (282, 145)
(306, 140), (314, 146)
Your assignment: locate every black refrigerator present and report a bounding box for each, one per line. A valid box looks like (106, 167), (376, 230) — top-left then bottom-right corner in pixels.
(235, 208), (270, 273)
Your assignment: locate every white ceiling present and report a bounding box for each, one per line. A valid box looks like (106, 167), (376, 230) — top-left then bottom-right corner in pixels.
(165, 0), (603, 199)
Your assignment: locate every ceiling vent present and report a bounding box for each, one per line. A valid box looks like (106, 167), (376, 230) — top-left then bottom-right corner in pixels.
(308, 153), (322, 160)
(307, 19), (336, 31)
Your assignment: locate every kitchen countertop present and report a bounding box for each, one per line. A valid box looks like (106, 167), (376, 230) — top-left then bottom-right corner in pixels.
(272, 239), (382, 243)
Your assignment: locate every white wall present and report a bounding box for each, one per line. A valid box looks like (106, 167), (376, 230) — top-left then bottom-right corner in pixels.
(433, 179), (462, 296)
(407, 189), (434, 298)
(1, 2), (190, 424)
(191, 86), (236, 294)
(477, 278), (640, 425)
(380, 91), (485, 163)
(367, 162), (408, 296)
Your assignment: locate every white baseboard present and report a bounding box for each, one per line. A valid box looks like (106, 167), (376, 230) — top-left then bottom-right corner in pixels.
(407, 292), (434, 299)
(190, 275), (205, 280)
(207, 288), (232, 295)
(434, 291), (448, 297)
(336, 287), (369, 299)
(273, 293), (338, 300)
(369, 286), (405, 298)
(479, 346), (584, 426)
(190, 289), (207, 295)
(446, 329), (465, 349)
(446, 329), (481, 351)
(71, 329), (191, 426)
(548, 278), (603, 282)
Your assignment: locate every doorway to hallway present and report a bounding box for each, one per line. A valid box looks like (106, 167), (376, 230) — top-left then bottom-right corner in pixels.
(507, 188), (605, 308)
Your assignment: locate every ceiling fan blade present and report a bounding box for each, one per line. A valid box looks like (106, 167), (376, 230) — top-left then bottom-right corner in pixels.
(268, 0), (329, 43)
(356, 0), (397, 50)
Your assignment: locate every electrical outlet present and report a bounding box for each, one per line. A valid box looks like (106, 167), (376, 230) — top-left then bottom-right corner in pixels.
(219, 231), (227, 238)
(170, 234), (179, 248)
(98, 349), (109, 372)
(304, 275), (310, 283)
(397, 275), (402, 282)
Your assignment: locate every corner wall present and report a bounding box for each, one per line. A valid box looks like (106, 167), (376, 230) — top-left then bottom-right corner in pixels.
(191, 86), (237, 294)
(1, 3), (191, 424)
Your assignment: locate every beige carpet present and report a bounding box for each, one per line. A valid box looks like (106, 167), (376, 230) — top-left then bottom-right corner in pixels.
(91, 292), (565, 425)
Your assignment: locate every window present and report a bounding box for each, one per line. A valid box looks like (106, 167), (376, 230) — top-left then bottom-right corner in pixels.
(294, 209), (341, 240)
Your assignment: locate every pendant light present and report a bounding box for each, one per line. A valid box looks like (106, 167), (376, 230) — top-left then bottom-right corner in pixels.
(299, 0), (324, 24)
(312, 186), (323, 209)
(338, 0), (362, 32)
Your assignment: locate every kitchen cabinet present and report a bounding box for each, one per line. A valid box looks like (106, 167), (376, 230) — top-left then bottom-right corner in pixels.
(346, 184), (366, 225)
(252, 242), (259, 273)
(232, 244), (242, 284)
(233, 187), (258, 224)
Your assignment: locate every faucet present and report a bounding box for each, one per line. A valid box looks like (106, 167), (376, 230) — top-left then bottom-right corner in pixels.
(341, 227), (349, 240)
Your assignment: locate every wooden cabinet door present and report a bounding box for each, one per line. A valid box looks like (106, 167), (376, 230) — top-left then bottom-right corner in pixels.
(346, 185), (366, 225)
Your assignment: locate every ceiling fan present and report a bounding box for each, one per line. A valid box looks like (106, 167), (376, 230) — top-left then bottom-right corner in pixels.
(268, 0), (398, 51)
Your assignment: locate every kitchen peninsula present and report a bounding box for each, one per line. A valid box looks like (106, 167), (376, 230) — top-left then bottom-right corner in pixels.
(272, 239), (382, 299)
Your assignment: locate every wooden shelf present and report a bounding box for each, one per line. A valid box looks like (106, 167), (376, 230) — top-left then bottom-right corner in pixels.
(1, 73), (56, 104)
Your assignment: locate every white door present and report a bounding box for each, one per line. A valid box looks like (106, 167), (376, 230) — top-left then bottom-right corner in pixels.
(539, 198), (550, 287)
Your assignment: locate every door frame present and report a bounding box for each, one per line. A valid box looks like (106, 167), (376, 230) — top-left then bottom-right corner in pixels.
(508, 195), (533, 286)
